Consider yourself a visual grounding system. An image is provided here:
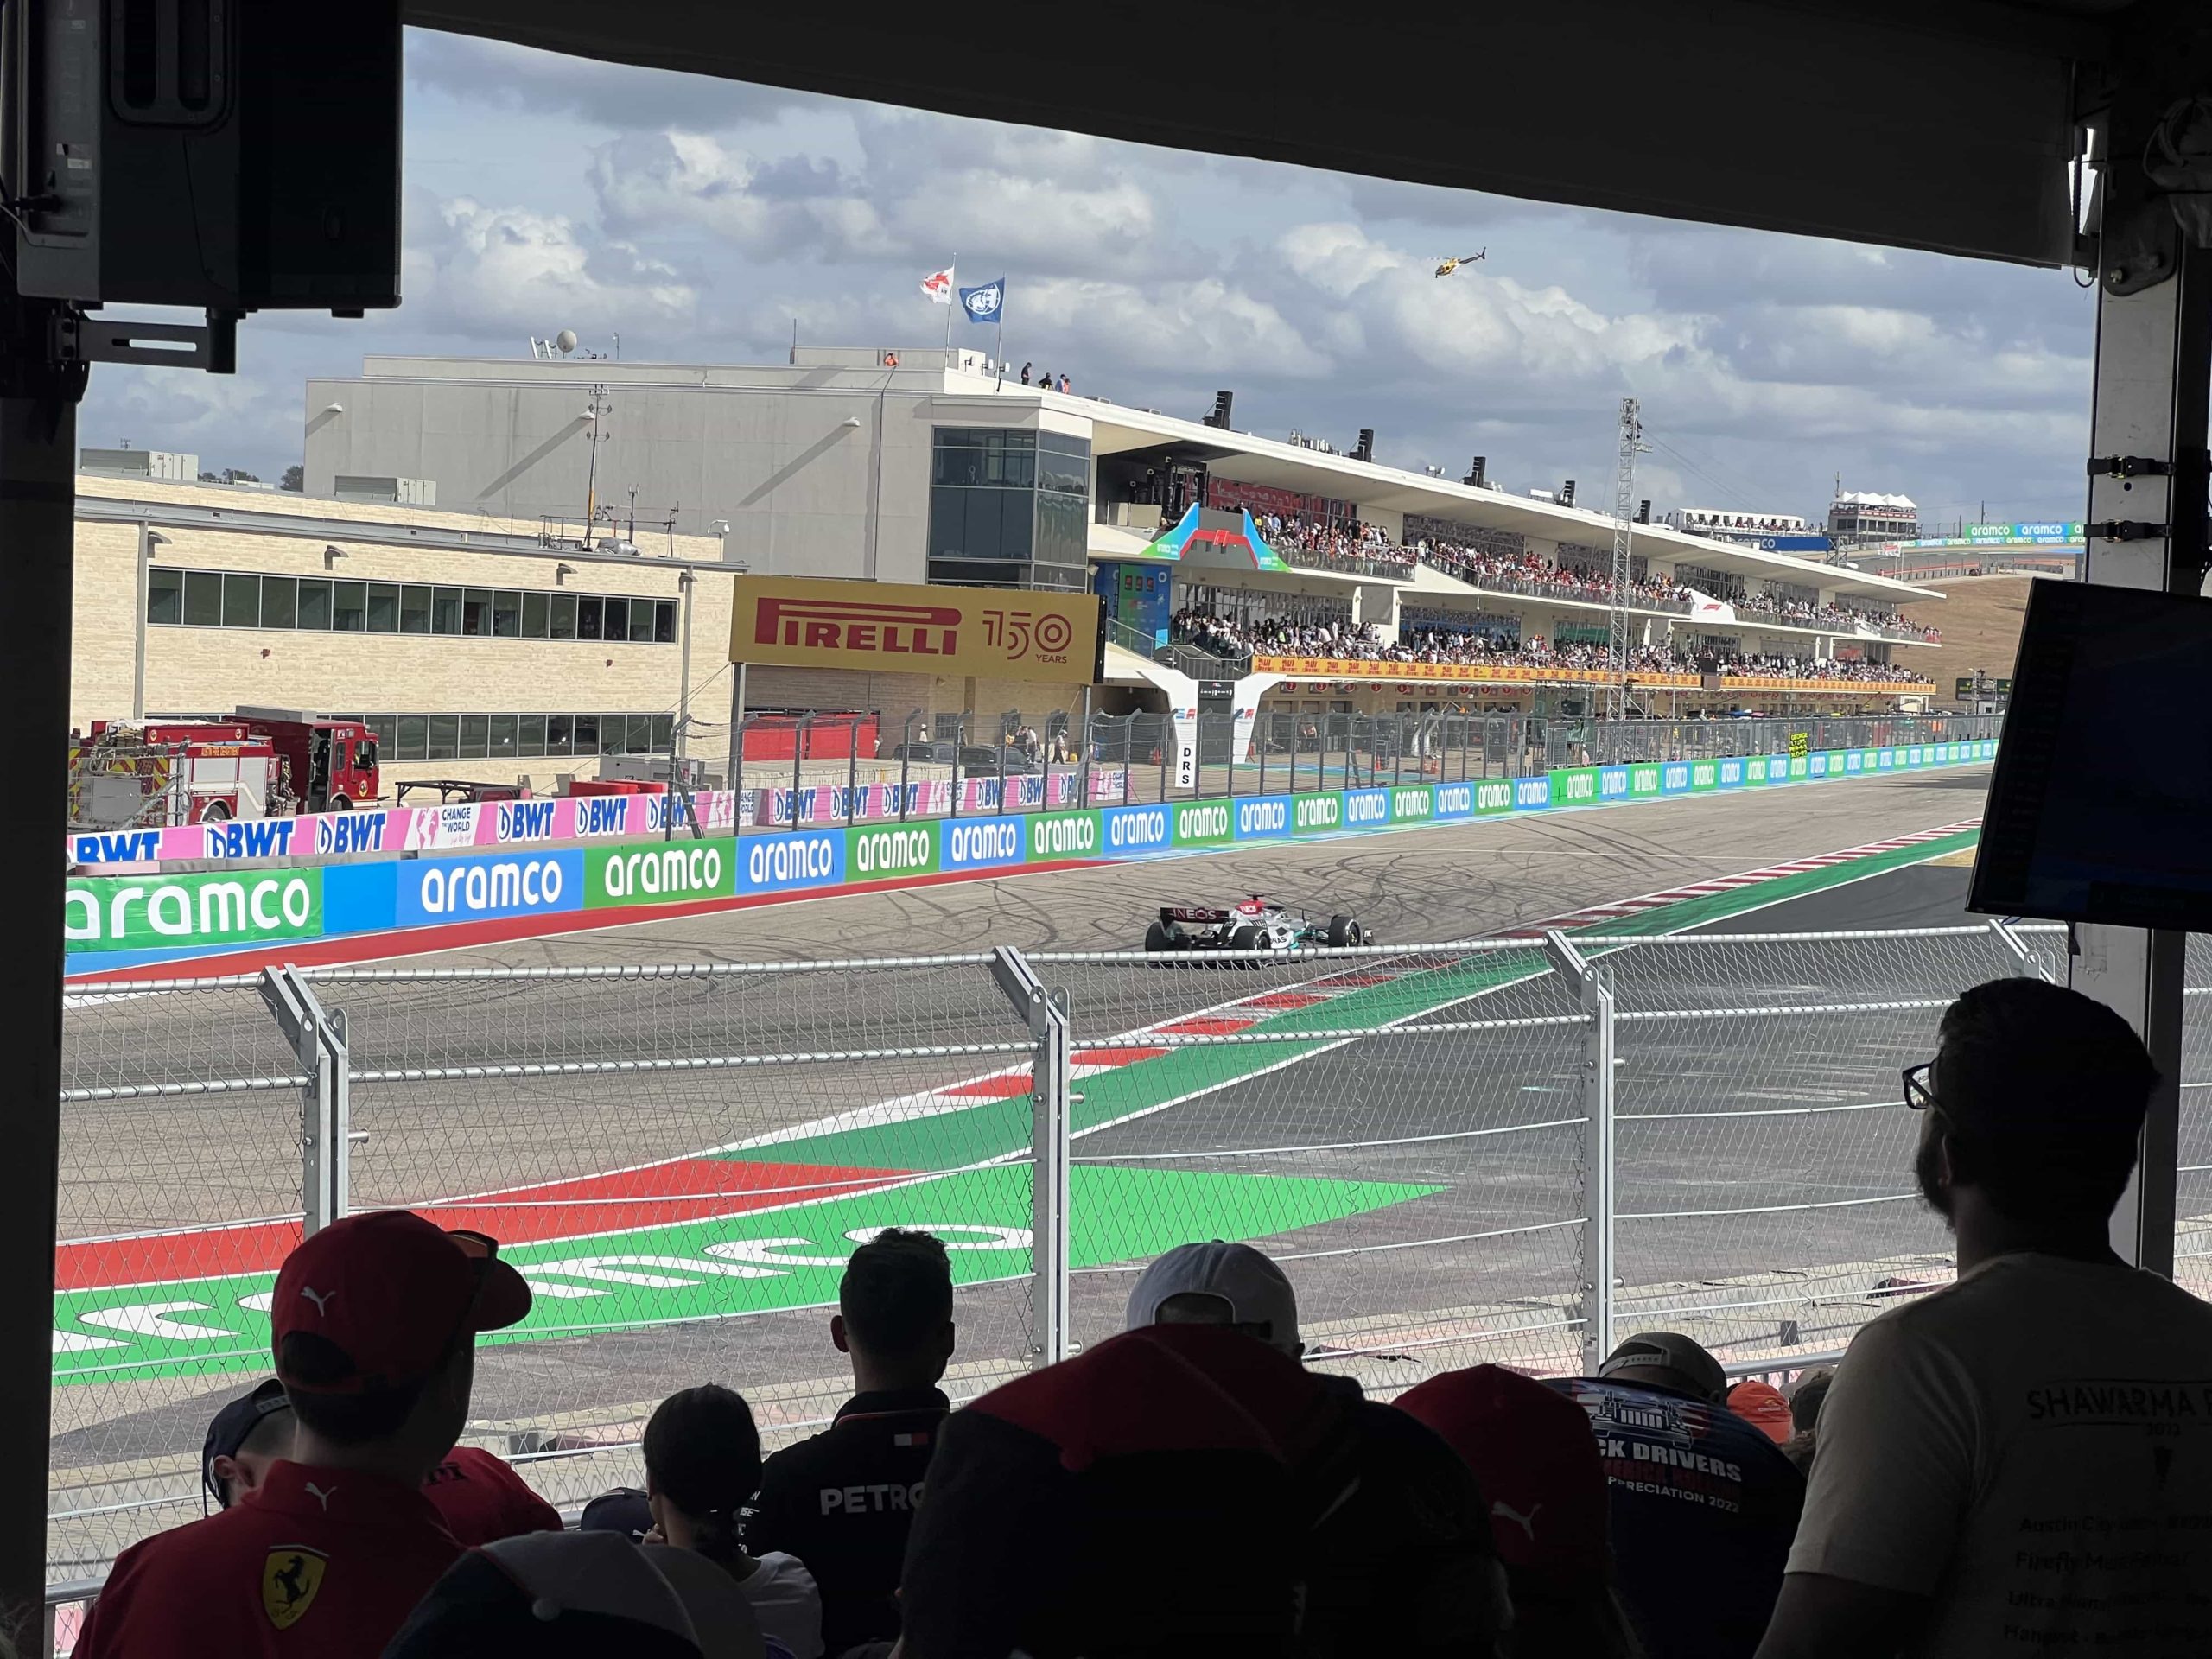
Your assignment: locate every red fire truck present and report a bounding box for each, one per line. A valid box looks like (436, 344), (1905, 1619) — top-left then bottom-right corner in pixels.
(74, 709), (381, 827)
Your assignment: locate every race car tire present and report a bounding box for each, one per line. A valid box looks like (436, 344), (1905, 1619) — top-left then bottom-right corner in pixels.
(1229, 925), (1265, 968)
(1144, 920), (1175, 955)
(1327, 914), (1363, 948)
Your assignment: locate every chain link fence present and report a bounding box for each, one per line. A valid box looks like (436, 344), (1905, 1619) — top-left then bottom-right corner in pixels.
(56, 917), (2161, 1599)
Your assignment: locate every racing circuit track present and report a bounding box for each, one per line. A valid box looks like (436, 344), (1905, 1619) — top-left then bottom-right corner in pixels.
(51, 765), (2016, 1572)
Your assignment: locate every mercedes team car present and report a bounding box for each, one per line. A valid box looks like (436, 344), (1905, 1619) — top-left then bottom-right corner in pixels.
(1143, 895), (1369, 959)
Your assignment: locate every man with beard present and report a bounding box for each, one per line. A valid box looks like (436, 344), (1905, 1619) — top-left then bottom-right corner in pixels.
(1757, 978), (2212, 1659)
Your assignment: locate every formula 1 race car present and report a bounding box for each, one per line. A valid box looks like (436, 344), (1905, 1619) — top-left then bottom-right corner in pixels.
(1143, 895), (1368, 960)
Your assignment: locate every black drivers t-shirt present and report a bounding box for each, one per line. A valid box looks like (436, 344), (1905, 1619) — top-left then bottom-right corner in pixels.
(1544, 1377), (1804, 1659)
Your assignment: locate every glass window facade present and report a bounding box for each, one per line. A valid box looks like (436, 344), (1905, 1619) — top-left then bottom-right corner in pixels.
(146, 568), (684, 644)
(927, 426), (1091, 589)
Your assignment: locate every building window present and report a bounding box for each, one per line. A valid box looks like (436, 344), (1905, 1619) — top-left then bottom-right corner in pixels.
(183, 570), (222, 626)
(366, 582), (401, 633)
(143, 565), (687, 645)
(928, 426), (1090, 589)
(147, 568), (183, 626)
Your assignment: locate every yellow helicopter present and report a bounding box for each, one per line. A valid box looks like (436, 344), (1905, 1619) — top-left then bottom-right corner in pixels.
(1433, 249), (1488, 278)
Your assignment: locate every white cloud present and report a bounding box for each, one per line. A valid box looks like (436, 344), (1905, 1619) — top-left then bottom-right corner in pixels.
(408, 194), (697, 338)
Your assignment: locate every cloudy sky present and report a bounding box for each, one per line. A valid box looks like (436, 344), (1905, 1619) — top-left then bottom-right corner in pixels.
(83, 31), (2097, 530)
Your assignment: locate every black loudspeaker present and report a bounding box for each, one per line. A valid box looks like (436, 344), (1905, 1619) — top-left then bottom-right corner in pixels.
(1465, 455), (1487, 487)
(8, 0), (402, 313)
(1637, 499), (1651, 524)
(1205, 391), (1234, 429)
(1560, 479), (1577, 506)
(1354, 428), (1374, 461)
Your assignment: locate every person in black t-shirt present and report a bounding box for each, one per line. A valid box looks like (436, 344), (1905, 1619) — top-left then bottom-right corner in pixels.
(742, 1228), (954, 1658)
(1546, 1332), (1804, 1659)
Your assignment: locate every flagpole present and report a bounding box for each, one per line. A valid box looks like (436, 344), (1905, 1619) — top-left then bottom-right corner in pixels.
(944, 252), (957, 354)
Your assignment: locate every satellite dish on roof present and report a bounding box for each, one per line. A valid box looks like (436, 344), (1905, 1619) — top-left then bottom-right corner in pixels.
(555, 329), (578, 355)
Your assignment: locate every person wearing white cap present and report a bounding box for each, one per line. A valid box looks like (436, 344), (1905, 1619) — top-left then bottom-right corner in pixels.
(1124, 1239), (1302, 1357)
(1124, 1241), (1509, 1656)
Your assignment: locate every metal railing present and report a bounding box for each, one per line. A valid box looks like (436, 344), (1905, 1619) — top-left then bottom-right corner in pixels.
(59, 914), (2180, 1608)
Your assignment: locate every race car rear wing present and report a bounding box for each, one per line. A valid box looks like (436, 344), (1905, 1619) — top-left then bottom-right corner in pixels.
(1161, 906), (1231, 923)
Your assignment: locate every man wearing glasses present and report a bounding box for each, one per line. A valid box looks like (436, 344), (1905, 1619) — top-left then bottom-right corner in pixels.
(78, 1211), (534, 1658)
(1758, 978), (2212, 1659)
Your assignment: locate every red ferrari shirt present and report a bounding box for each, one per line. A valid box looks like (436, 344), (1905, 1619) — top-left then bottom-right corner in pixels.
(77, 1461), (462, 1659)
(421, 1446), (563, 1546)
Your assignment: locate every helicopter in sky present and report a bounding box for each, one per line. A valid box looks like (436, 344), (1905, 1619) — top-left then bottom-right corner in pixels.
(1433, 249), (1488, 277)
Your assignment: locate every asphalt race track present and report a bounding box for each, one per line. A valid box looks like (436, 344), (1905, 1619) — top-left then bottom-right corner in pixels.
(53, 765), (2031, 1572)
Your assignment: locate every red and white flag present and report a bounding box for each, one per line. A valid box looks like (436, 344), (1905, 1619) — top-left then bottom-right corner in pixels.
(920, 265), (956, 305)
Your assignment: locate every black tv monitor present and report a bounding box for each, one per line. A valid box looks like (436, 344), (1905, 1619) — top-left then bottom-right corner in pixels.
(1970, 579), (2212, 931)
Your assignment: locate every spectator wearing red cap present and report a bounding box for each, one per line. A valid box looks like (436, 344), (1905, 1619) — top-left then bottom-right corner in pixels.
(1396, 1363), (1643, 1658)
(201, 1377), (562, 1545)
(78, 1211), (532, 1659)
(1727, 1380), (1796, 1446)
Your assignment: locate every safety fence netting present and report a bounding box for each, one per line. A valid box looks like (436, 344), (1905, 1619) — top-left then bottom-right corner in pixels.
(49, 920), (2092, 1583)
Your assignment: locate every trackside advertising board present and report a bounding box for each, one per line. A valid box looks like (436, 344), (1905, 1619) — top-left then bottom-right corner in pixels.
(63, 739), (1999, 975)
(730, 574), (1103, 684)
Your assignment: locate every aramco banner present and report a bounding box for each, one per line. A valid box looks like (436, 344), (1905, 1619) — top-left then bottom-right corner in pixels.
(730, 575), (1103, 684)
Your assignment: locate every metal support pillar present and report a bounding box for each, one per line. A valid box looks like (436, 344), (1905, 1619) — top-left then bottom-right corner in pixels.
(2077, 124), (2211, 1274)
(1544, 930), (1615, 1372)
(992, 947), (1073, 1367)
(0, 257), (83, 1629)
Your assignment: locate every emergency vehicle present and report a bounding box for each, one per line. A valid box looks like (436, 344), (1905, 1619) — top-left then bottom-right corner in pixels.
(73, 708), (380, 827)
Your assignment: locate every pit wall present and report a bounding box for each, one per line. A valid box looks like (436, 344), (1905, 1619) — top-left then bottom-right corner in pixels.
(63, 740), (1997, 979)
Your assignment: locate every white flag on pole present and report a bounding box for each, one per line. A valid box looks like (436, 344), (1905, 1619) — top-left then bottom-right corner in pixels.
(920, 265), (956, 304)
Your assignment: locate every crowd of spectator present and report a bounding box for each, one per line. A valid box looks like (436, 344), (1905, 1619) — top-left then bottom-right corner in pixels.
(1168, 608), (1929, 684)
(1243, 512), (1939, 643)
(63, 979), (2212, 1658)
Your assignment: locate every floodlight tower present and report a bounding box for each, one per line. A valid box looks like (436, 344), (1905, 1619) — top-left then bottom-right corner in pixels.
(1607, 397), (1650, 725)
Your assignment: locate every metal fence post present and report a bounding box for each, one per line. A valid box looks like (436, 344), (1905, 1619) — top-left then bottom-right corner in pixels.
(1543, 931), (1615, 1373)
(990, 947), (1072, 1368)
(260, 966), (349, 1236)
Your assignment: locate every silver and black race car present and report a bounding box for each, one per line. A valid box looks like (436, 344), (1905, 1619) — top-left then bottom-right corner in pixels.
(1142, 894), (1368, 959)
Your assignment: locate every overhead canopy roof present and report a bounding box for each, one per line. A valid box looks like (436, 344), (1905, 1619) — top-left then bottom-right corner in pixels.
(404, 0), (2116, 265)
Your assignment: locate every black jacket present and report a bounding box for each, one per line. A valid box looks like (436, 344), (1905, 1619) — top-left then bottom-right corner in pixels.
(742, 1386), (949, 1656)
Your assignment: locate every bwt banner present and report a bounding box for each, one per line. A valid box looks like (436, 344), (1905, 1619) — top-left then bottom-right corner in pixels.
(67, 772), (1127, 867)
(64, 740), (1998, 976)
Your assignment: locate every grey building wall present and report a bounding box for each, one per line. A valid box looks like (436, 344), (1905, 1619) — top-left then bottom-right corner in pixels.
(303, 353), (1090, 585)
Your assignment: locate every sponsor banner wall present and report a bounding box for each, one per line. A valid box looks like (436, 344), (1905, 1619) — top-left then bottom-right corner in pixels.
(587, 841), (735, 909)
(848, 823), (942, 880)
(67, 771), (1128, 865)
(64, 868), (324, 955)
(67, 741), (2000, 976)
(1343, 788), (1391, 830)
(393, 849), (584, 928)
(1025, 809), (1103, 862)
(1291, 791), (1344, 835)
(735, 830), (844, 896)
(1232, 795), (1294, 842)
(1431, 780), (1477, 821)
(1550, 768), (1600, 809)
(1388, 785), (1434, 825)
(1173, 799), (1236, 849)
(1100, 803), (1174, 857)
(940, 817), (1027, 873)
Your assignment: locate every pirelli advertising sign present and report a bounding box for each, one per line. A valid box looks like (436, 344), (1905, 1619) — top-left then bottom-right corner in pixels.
(731, 576), (1104, 685)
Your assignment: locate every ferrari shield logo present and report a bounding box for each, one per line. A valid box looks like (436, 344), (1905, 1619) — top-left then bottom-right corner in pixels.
(261, 1547), (327, 1630)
